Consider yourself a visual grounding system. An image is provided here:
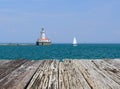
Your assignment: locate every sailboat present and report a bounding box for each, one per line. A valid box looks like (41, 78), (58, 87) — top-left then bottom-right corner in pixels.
(73, 37), (78, 46)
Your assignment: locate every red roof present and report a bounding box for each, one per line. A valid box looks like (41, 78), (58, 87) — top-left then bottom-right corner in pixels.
(38, 38), (50, 40)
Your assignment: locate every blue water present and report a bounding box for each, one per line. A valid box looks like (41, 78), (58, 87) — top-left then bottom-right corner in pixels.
(0, 44), (120, 60)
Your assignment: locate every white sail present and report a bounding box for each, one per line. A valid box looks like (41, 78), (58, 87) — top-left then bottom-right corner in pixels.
(73, 37), (77, 45)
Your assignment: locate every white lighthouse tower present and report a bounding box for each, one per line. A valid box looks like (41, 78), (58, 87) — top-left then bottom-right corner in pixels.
(36, 28), (51, 45)
(41, 28), (46, 39)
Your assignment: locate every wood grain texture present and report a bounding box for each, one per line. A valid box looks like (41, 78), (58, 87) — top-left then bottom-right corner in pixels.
(0, 59), (120, 89)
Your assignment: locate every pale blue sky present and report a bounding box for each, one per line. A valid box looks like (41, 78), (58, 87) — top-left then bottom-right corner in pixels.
(0, 0), (120, 43)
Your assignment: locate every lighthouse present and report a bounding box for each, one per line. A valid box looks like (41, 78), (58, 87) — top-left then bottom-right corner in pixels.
(41, 28), (46, 39)
(36, 28), (51, 45)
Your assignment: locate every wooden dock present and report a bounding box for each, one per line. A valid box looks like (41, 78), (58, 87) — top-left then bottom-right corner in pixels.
(0, 59), (120, 89)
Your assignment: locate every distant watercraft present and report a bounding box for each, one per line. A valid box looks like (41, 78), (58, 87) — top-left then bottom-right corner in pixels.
(73, 37), (78, 46)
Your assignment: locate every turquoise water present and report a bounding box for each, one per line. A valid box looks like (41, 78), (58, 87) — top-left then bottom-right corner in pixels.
(0, 44), (120, 60)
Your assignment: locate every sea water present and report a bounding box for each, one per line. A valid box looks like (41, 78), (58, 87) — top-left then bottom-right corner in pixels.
(0, 44), (120, 61)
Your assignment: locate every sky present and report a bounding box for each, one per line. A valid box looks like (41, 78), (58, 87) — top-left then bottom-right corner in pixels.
(0, 0), (120, 43)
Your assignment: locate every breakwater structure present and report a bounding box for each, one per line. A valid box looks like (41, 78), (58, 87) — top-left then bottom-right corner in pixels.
(0, 59), (120, 89)
(36, 28), (51, 46)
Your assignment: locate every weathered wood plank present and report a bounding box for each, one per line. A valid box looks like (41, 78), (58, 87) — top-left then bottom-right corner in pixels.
(0, 60), (27, 80)
(76, 60), (120, 89)
(26, 60), (50, 89)
(92, 60), (120, 84)
(63, 60), (91, 89)
(0, 60), (41, 89)
(105, 59), (120, 70)
(26, 60), (59, 89)
(0, 59), (120, 89)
